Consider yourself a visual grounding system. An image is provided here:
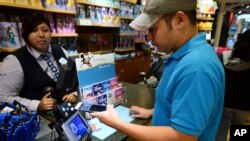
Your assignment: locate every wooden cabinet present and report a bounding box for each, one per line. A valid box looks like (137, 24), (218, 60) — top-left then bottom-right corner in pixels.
(115, 54), (150, 83)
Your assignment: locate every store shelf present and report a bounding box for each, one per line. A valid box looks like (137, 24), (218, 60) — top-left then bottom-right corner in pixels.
(92, 23), (120, 27)
(114, 48), (134, 52)
(51, 33), (78, 37)
(77, 23), (120, 28)
(120, 0), (137, 4)
(117, 33), (136, 36)
(0, 2), (78, 14)
(151, 51), (167, 56)
(0, 2), (43, 10)
(77, 0), (120, 9)
(120, 16), (134, 20)
(44, 8), (76, 14)
(197, 17), (214, 21)
(0, 47), (17, 52)
(197, 12), (215, 15)
(76, 19), (120, 27)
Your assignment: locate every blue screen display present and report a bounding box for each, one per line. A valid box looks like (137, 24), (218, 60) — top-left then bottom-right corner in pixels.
(68, 114), (88, 141)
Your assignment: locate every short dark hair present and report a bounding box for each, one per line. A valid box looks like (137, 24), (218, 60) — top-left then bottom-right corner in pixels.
(231, 29), (250, 62)
(22, 13), (51, 45)
(163, 10), (197, 30)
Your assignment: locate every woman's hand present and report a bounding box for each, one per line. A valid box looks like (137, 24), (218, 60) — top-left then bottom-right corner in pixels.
(129, 106), (154, 119)
(38, 93), (57, 111)
(62, 93), (77, 103)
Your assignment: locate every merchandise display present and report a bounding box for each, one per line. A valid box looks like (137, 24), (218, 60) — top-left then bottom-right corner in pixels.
(196, 0), (218, 41)
(0, 22), (25, 48)
(42, 0), (76, 11)
(0, 0), (144, 54)
(0, 101), (40, 141)
(0, 1), (78, 54)
(76, 3), (120, 26)
(115, 1), (145, 52)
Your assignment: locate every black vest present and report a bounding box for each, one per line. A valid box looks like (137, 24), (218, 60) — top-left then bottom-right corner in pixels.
(13, 45), (66, 102)
(224, 67), (250, 111)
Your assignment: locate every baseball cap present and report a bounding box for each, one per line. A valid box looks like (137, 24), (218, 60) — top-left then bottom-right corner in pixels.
(130, 0), (197, 31)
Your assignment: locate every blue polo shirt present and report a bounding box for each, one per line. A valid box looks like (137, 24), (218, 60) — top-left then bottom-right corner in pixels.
(152, 33), (225, 141)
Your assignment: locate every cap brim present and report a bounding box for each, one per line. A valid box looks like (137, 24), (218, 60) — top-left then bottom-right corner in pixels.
(129, 13), (161, 31)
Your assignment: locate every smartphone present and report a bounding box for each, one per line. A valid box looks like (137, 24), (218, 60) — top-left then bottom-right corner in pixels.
(76, 103), (106, 112)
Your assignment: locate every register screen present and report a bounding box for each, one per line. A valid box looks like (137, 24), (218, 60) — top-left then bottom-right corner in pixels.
(67, 114), (88, 141)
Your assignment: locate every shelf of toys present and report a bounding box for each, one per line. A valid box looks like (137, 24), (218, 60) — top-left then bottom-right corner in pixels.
(0, 1), (43, 10)
(196, 0), (218, 41)
(0, 0), (146, 54)
(114, 0), (146, 52)
(77, 0), (120, 9)
(0, 0), (78, 55)
(75, 0), (121, 27)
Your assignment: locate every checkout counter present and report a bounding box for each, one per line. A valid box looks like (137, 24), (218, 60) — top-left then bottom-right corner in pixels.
(36, 82), (155, 141)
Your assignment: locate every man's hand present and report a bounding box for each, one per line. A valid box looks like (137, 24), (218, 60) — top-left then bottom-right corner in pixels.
(62, 93), (77, 103)
(90, 104), (122, 128)
(38, 93), (57, 111)
(129, 106), (153, 119)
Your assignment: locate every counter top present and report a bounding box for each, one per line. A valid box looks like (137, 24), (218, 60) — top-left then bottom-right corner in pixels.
(36, 82), (155, 141)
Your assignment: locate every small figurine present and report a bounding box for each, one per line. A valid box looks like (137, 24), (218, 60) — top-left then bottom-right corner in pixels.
(114, 10), (120, 24)
(79, 52), (93, 67)
(108, 8), (115, 23)
(67, 0), (75, 11)
(7, 26), (16, 45)
(96, 7), (102, 24)
(79, 5), (86, 19)
(89, 6), (96, 22)
(101, 7), (108, 23)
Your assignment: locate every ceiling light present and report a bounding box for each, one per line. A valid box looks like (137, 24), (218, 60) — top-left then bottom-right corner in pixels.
(238, 11), (242, 14)
(246, 5), (250, 9)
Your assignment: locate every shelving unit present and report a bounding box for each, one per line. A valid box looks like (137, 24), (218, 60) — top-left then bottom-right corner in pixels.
(77, 0), (120, 9)
(117, 33), (136, 36)
(0, 0), (151, 84)
(114, 48), (134, 52)
(0, 2), (43, 10)
(76, 23), (120, 28)
(120, 16), (135, 20)
(197, 13), (215, 31)
(0, 47), (17, 52)
(196, 0), (217, 43)
(197, 17), (214, 21)
(115, 0), (146, 53)
(51, 33), (78, 37)
(197, 12), (215, 15)
(0, 2), (77, 14)
(44, 8), (76, 14)
(0, 1), (78, 52)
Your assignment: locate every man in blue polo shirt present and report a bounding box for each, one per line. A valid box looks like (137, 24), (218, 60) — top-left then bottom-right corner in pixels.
(91, 0), (225, 141)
